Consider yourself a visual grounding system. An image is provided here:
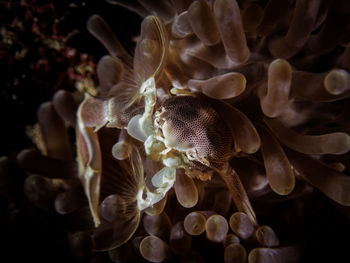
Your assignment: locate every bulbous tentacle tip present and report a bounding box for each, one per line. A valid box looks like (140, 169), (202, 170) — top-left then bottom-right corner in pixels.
(260, 59), (292, 118)
(87, 14), (132, 62)
(255, 225), (280, 247)
(324, 69), (350, 95)
(174, 169), (199, 208)
(259, 125), (295, 196)
(112, 140), (132, 160)
(188, 72), (246, 100)
(224, 243), (247, 263)
(229, 212), (256, 240)
(248, 245), (302, 263)
(184, 211), (207, 236)
(139, 235), (169, 262)
(205, 214), (229, 243)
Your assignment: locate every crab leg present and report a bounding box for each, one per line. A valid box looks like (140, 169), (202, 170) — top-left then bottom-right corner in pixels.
(217, 163), (258, 227)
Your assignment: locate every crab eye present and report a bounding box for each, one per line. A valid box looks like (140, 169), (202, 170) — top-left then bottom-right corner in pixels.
(160, 95), (234, 167)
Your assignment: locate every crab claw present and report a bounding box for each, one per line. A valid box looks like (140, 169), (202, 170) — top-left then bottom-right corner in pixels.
(76, 95), (103, 227)
(137, 166), (176, 211)
(127, 77), (157, 142)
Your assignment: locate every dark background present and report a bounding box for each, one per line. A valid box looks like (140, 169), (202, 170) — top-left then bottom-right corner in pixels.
(0, 0), (141, 157)
(0, 1), (140, 262)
